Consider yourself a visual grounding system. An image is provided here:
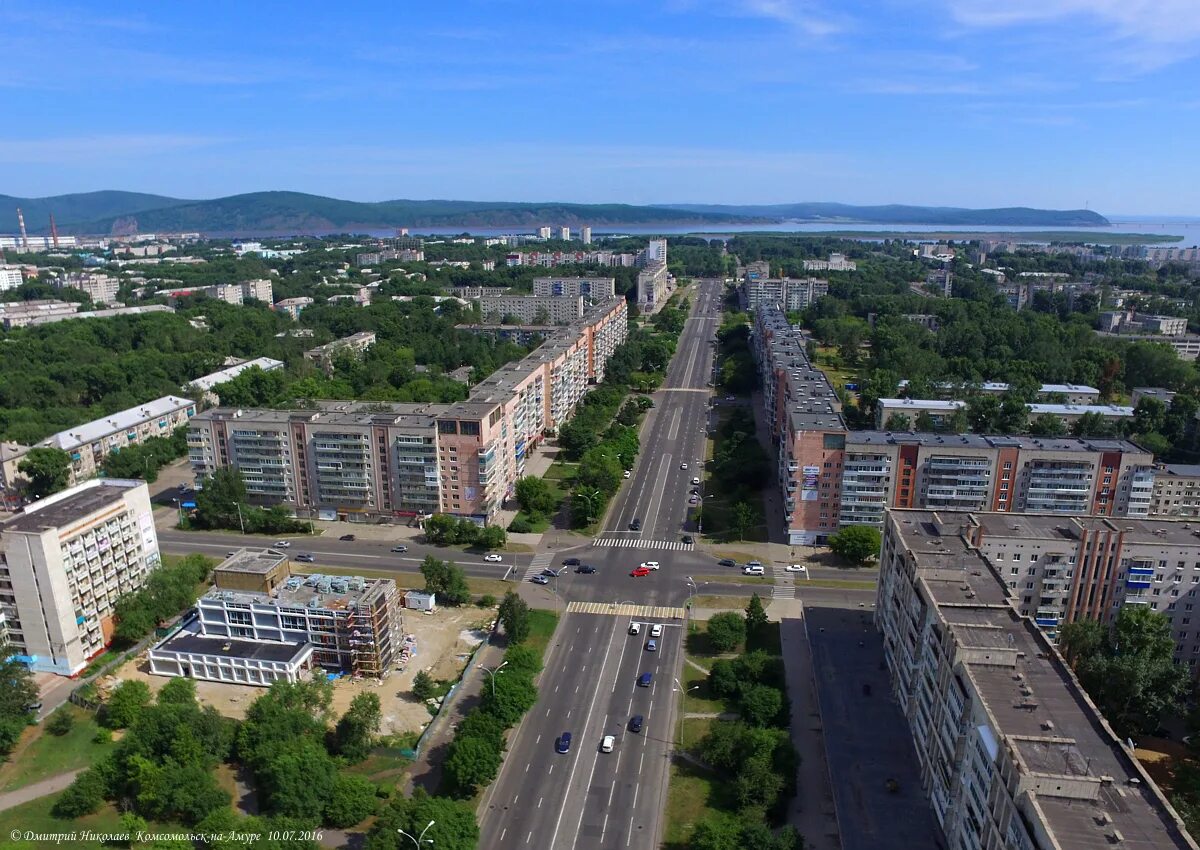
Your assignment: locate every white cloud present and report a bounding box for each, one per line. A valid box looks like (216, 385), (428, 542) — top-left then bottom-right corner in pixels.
(0, 134), (227, 165)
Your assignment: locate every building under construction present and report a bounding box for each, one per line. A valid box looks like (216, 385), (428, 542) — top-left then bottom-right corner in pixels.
(148, 548), (402, 685)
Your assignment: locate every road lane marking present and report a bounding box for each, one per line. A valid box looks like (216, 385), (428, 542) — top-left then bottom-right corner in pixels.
(601, 813), (609, 843)
(639, 752), (645, 772)
(526, 832), (532, 844)
(500, 829), (506, 842)
(536, 734), (541, 745)
(608, 780), (616, 805)
(538, 797), (543, 808)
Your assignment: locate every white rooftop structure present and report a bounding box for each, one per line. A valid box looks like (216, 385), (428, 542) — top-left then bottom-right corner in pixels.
(878, 398), (966, 411)
(1027, 403), (1134, 418)
(41, 396), (195, 453)
(188, 357), (285, 392)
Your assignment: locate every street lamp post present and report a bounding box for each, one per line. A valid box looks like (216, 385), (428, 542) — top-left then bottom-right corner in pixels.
(673, 677), (701, 749)
(481, 661), (508, 697)
(396, 819), (436, 849)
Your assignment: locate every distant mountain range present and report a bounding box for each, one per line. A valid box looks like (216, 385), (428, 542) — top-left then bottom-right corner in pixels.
(0, 190), (1112, 235)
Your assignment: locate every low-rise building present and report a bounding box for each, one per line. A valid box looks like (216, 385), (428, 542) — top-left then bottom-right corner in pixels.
(304, 331), (377, 373)
(1097, 332), (1200, 361)
(876, 398), (965, 429)
(21, 304), (175, 328)
(0, 299), (79, 328)
(0, 479), (160, 675)
(0, 396), (197, 494)
(274, 297), (314, 320)
(1133, 387), (1178, 406)
(876, 509), (1196, 850)
(1026, 402), (1134, 426)
(188, 357), (285, 405)
(1101, 310), (1189, 337)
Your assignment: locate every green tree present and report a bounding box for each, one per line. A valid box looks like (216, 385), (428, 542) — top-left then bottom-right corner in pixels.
(947, 407), (970, 434)
(412, 671), (437, 702)
(514, 476), (557, 516)
(256, 739), (338, 820)
(420, 555), (471, 606)
(1028, 413), (1066, 437)
(740, 685), (785, 727)
(479, 668), (538, 725)
(364, 788), (479, 850)
(52, 765), (107, 818)
(0, 641), (38, 756)
(731, 501), (755, 541)
(477, 525), (506, 549)
(706, 611), (747, 652)
(333, 692), (382, 763)
(324, 774), (377, 828)
(46, 708), (75, 736)
(103, 679), (152, 729)
(577, 446), (623, 496)
(422, 513), (458, 544)
(1058, 618), (1106, 668)
(498, 591), (531, 644)
(883, 413), (910, 431)
(157, 677), (198, 706)
(194, 467), (248, 530)
(914, 411), (936, 432)
(444, 733), (504, 797)
(690, 814), (744, 850)
(828, 525), (881, 565)
(18, 447), (72, 498)
(745, 594), (769, 637)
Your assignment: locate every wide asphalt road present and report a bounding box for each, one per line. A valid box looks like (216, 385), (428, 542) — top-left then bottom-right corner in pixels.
(478, 611), (683, 850)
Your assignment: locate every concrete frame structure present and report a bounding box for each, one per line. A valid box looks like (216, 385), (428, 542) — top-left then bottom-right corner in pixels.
(0, 479), (160, 675)
(876, 509), (1196, 850)
(188, 298), (628, 523)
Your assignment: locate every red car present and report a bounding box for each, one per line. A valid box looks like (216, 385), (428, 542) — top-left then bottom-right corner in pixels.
(630, 566), (652, 577)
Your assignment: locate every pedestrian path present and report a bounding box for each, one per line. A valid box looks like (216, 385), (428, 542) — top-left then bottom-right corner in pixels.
(566, 600), (686, 619)
(523, 552), (554, 581)
(773, 572), (796, 599)
(592, 537), (695, 551)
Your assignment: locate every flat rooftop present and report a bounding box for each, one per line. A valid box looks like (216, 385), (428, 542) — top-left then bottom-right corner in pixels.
(204, 571), (389, 612)
(847, 432), (1146, 453)
(156, 630), (311, 664)
(4, 479), (140, 533)
(214, 548), (288, 576)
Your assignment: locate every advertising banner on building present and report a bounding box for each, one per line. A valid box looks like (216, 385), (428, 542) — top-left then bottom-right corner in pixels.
(802, 465), (820, 501)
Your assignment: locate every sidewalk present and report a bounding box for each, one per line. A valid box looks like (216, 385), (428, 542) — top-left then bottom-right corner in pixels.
(404, 640), (506, 796)
(0, 769), (82, 813)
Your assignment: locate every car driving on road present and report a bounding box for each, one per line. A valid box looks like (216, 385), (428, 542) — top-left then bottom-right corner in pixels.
(786, 563), (807, 572)
(390, 545), (408, 553)
(563, 557), (581, 566)
(629, 518), (642, 531)
(650, 623), (663, 637)
(296, 553), (315, 563)
(630, 566), (651, 578)
(629, 715), (643, 733)
(691, 477), (700, 485)
(531, 575), (550, 584)
(718, 558), (736, 567)
(273, 541), (291, 548)
(639, 561), (660, 570)
(574, 564), (597, 574)
(645, 639), (657, 652)
(601, 735), (616, 753)
(339, 534), (356, 542)
(484, 554), (503, 562)
(743, 564), (766, 576)
(556, 732), (572, 753)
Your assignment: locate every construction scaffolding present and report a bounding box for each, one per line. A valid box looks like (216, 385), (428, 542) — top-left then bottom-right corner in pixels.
(341, 579), (399, 679)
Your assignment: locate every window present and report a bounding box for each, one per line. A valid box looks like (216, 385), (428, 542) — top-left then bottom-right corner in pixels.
(1010, 567), (1019, 575)
(1025, 582), (1034, 590)
(1028, 567), (1037, 576)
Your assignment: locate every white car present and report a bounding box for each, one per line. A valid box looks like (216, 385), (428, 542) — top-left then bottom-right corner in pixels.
(600, 735), (616, 753)
(650, 623), (663, 637)
(484, 554), (503, 562)
(743, 565), (766, 576)
(639, 561), (660, 570)
(629, 621), (642, 635)
(680, 462), (688, 470)
(623, 470), (631, 479)
(273, 541), (291, 548)
(691, 477), (701, 485)
(785, 564), (807, 573)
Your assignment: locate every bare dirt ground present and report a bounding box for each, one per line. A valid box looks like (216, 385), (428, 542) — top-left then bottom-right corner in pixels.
(110, 605), (495, 736)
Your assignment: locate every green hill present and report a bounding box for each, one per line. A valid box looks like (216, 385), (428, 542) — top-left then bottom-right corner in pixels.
(663, 202), (1110, 227)
(0, 190), (192, 232)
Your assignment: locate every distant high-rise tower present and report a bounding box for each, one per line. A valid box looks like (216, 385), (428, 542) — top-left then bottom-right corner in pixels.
(560, 226), (571, 241)
(538, 226), (552, 239)
(581, 226), (592, 245)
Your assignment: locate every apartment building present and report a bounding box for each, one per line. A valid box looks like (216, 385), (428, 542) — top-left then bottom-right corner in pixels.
(0, 396), (197, 496)
(640, 239), (667, 265)
(896, 381), (1102, 405)
(752, 305), (847, 544)
(188, 357), (285, 405)
(839, 432), (1154, 529)
(1100, 310), (1189, 337)
(0, 264), (25, 290)
(477, 295), (584, 325)
(742, 277), (829, 312)
(355, 248), (425, 266)
(58, 273), (120, 304)
(926, 268), (953, 296)
(580, 226), (592, 245)
(637, 261), (671, 312)
(0, 479), (161, 675)
(21, 305), (175, 329)
(531, 276), (616, 301)
(1097, 332), (1200, 362)
(161, 279), (273, 306)
(1026, 403), (1134, 426)
(505, 250), (637, 268)
(304, 331), (377, 373)
(1150, 464), (1200, 517)
(877, 398), (965, 428)
(876, 509), (1196, 850)
(274, 297), (314, 320)
(1134, 387), (1177, 406)
(188, 299), (628, 523)
(0, 299), (80, 328)
(150, 549), (400, 684)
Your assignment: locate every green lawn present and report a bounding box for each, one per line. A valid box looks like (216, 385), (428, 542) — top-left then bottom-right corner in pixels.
(664, 719), (729, 850)
(525, 610), (560, 659)
(680, 662), (727, 716)
(814, 346), (860, 395)
(543, 460), (578, 483)
(0, 796), (130, 849)
(690, 595), (748, 609)
(509, 477), (568, 533)
(0, 705), (111, 792)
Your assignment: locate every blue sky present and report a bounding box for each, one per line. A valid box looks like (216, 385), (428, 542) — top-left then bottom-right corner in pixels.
(2, 0), (1198, 214)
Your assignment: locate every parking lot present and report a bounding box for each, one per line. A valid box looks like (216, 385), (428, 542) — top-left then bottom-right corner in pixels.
(111, 605), (493, 736)
(805, 605), (939, 850)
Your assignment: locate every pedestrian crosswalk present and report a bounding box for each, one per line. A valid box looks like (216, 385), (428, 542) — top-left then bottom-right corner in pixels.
(592, 537), (695, 552)
(523, 552), (554, 581)
(567, 601), (686, 619)
(772, 577), (795, 599)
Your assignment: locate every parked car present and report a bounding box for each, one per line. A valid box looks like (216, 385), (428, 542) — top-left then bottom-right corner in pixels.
(273, 541), (291, 548)
(650, 623), (663, 637)
(575, 564), (597, 574)
(339, 534), (356, 542)
(718, 558), (736, 567)
(390, 545), (408, 553)
(629, 715), (644, 733)
(623, 470), (631, 479)
(532, 575), (550, 585)
(484, 554), (503, 562)
(691, 477), (700, 485)
(747, 560), (763, 568)
(638, 672), (652, 687)
(629, 621), (642, 635)
(296, 553), (316, 563)
(601, 735), (616, 753)
(556, 732), (572, 753)
(688, 496), (699, 505)
(630, 567), (652, 578)
(563, 557), (581, 566)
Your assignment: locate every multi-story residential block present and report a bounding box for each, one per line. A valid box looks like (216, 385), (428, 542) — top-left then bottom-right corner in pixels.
(741, 260), (771, 281)
(149, 549), (400, 684)
(803, 253), (856, 272)
(505, 250), (637, 268)
(896, 381), (1102, 406)
(636, 261), (671, 312)
(925, 268), (953, 296)
(742, 277), (829, 312)
(1101, 309), (1189, 337)
(559, 226), (571, 241)
(0, 264), (27, 290)
(537, 226), (552, 239)
(531, 276), (616, 301)
(188, 299), (628, 523)
(1097, 332), (1200, 361)
(0, 479), (161, 675)
(355, 248), (425, 266)
(877, 398), (965, 429)
(838, 433), (1154, 528)
(58, 273), (120, 305)
(304, 331), (377, 373)
(0, 396), (197, 496)
(477, 295), (584, 325)
(326, 286), (372, 306)
(188, 357), (286, 405)
(273, 297), (314, 320)
(752, 305), (847, 544)
(1133, 387), (1178, 406)
(1150, 464), (1200, 517)
(0, 299), (80, 328)
(161, 279), (273, 306)
(876, 509), (1196, 850)
(580, 226), (592, 245)
(640, 239), (667, 266)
